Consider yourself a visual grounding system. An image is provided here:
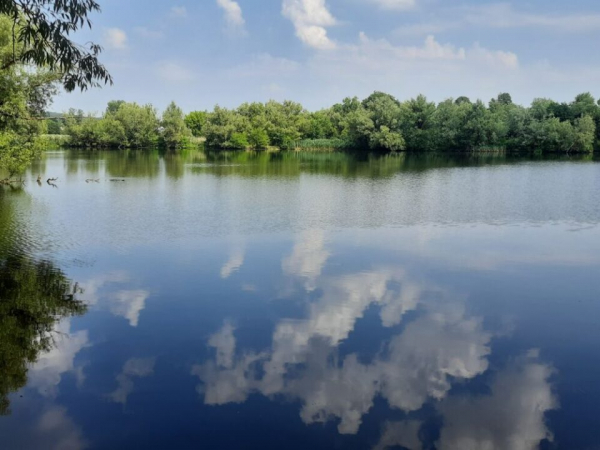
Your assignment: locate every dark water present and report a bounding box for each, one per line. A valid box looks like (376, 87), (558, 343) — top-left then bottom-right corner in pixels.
(1, 149), (600, 450)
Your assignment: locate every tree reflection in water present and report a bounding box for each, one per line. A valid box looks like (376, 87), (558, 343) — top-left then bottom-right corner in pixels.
(0, 190), (87, 415)
(0, 255), (87, 415)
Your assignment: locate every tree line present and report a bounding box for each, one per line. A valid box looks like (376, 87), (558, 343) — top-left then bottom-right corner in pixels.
(60, 100), (191, 148)
(53, 92), (599, 154)
(193, 92), (598, 153)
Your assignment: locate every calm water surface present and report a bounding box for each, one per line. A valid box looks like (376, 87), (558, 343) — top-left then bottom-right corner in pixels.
(1, 149), (600, 449)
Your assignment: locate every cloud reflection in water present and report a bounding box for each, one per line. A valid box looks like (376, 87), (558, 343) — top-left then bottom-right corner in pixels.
(192, 230), (558, 448)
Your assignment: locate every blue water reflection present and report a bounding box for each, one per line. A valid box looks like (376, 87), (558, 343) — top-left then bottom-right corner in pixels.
(1, 150), (599, 449)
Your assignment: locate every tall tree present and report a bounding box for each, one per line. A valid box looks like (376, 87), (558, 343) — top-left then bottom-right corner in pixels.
(0, 15), (56, 176)
(1, 1), (111, 175)
(185, 111), (208, 137)
(161, 101), (190, 148)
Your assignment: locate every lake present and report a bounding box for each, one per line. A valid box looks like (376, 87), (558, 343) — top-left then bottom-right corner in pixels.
(1, 149), (600, 450)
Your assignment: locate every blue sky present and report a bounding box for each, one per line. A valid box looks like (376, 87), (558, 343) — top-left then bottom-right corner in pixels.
(53, 0), (600, 113)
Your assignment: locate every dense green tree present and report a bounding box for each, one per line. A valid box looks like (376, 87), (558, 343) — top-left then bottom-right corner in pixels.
(570, 93), (597, 119)
(229, 132), (249, 149)
(301, 110), (335, 139)
(161, 101), (190, 148)
(463, 100), (495, 148)
(430, 99), (472, 150)
(362, 92), (401, 130)
(106, 100), (126, 115)
(369, 125), (405, 151)
(505, 106), (534, 150)
(569, 93), (600, 147)
(185, 111), (208, 137)
(400, 95), (435, 150)
(263, 100), (304, 148)
(64, 102), (161, 148)
(530, 98), (555, 120)
(358, 92), (405, 151)
(548, 101), (572, 122)
(0, 132), (45, 176)
(343, 107), (374, 149)
(573, 115), (596, 153)
(497, 93), (513, 105)
(0, 0), (112, 176)
(203, 106), (250, 149)
(0, 16), (58, 176)
(0, 0), (112, 174)
(247, 128), (270, 149)
(114, 103), (159, 147)
(46, 119), (62, 135)
(329, 97), (362, 136)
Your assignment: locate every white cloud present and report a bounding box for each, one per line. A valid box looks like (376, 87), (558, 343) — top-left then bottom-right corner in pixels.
(357, 33), (466, 61)
(170, 6), (188, 18)
(217, 0), (245, 32)
(81, 273), (150, 327)
(109, 290), (150, 327)
(192, 325), (266, 404)
(377, 302), (491, 412)
(208, 321), (237, 368)
(282, 0), (337, 49)
(122, 358), (156, 377)
(156, 62), (195, 82)
(346, 33), (516, 68)
(374, 420), (422, 450)
(437, 351), (558, 450)
(270, 269), (412, 359)
(37, 407), (87, 450)
(28, 319), (89, 398)
(297, 25), (335, 50)
(1, 400), (87, 450)
(104, 28), (128, 50)
(81, 272), (129, 305)
(109, 357), (156, 405)
(369, 0), (415, 11)
(221, 249), (245, 278)
(193, 269), (493, 435)
(282, 230), (330, 291)
(469, 43), (519, 70)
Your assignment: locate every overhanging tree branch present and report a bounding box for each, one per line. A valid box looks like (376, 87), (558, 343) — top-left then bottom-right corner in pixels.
(0, 0), (112, 91)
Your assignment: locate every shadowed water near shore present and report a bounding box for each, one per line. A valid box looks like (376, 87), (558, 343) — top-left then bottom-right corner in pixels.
(1, 148), (599, 449)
